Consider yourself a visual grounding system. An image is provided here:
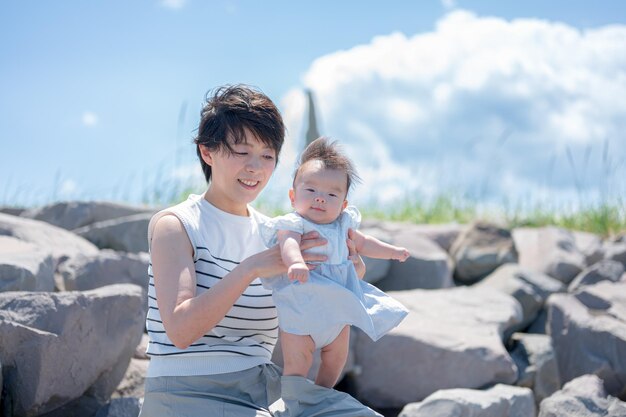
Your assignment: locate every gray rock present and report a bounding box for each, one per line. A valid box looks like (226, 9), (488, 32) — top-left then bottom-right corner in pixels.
(526, 308), (549, 334)
(0, 207), (25, 217)
(538, 374), (626, 417)
(113, 358), (148, 399)
(568, 260), (625, 292)
(375, 233), (453, 291)
(450, 222), (518, 284)
(573, 230), (605, 266)
(74, 213), (152, 253)
(360, 220), (467, 252)
(604, 241), (626, 269)
(95, 397), (143, 417)
(351, 287), (522, 408)
(509, 333), (561, 404)
(399, 384), (536, 417)
(0, 284), (145, 417)
(0, 212), (99, 261)
(21, 201), (155, 231)
(0, 236), (55, 292)
(513, 227), (585, 284)
(547, 281), (626, 398)
(58, 249), (149, 293)
(476, 264), (565, 333)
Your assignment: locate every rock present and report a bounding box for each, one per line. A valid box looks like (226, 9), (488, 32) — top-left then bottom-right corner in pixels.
(0, 213), (99, 261)
(0, 207), (25, 217)
(112, 358), (148, 399)
(573, 230), (605, 266)
(0, 284), (145, 417)
(21, 201), (155, 231)
(375, 233), (453, 291)
(58, 249), (150, 294)
(604, 241), (626, 269)
(134, 333), (150, 360)
(450, 222), (518, 284)
(95, 397), (143, 417)
(538, 374), (626, 417)
(526, 308), (549, 334)
(547, 281), (626, 398)
(0, 236), (55, 292)
(513, 227), (585, 284)
(74, 213), (152, 253)
(475, 264), (565, 333)
(398, 384), (535, 417)
(509, 333), (561, 403)
(568, 260), (625, 292)
(351, 287), (522, 408)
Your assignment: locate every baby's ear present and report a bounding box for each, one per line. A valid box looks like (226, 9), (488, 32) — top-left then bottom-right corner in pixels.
(289, 189), (296, 207)
(342, 200), (348, 210)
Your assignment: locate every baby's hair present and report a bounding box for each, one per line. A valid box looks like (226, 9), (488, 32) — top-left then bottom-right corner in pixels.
(295, 137), (361, 192)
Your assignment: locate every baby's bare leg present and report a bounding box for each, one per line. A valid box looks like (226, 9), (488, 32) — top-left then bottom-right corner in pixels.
(281, 330), (316, 378)
(315, 326), (350, 388)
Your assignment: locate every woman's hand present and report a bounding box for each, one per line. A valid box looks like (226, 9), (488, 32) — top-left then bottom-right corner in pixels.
(347, 228), (366, 279)
(247, 231), (327, 279)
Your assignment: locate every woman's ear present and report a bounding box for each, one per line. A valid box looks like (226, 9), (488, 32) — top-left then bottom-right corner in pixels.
(289, 189), (296, 208)
(199, 145), (213, 166)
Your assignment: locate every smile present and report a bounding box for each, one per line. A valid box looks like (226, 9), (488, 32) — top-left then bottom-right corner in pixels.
(238, 179), (260, 188)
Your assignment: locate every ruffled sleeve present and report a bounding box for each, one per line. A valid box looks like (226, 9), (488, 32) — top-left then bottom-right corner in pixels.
(341, 206), (362, 230)
(258, 212), (305, 247)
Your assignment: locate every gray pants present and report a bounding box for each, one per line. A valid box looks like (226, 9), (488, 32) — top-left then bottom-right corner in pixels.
(139, 363), (381, 417)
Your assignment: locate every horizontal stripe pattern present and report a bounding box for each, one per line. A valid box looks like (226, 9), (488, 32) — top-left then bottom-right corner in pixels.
(146, 246), (277, 359)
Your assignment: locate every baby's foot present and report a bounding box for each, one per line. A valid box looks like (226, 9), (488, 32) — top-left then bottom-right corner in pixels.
(288, 263), (309, 283)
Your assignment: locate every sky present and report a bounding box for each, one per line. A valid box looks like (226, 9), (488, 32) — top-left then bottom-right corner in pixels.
(1, 0), (625, 212)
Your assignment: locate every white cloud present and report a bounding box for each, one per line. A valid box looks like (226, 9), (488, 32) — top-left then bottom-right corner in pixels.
(59, 179), (79, 197)
(82, 111), (98, 127)
(283, 10), (626, 209)
(160, 0), (186, 10)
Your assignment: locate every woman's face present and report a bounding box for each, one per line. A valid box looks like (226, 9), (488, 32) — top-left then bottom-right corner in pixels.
(289, 160), (348, 224)
(201, 129), (277, 216)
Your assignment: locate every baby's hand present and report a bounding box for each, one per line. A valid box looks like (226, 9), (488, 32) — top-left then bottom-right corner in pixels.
(288, 262), (309, 283)
(393, 247), (410, 262)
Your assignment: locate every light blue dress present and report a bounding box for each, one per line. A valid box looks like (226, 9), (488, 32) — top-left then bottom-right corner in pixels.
(260, 206), (409, 348)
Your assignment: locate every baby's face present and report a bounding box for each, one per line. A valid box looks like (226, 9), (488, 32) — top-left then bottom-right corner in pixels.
(290, 160), (348, 224)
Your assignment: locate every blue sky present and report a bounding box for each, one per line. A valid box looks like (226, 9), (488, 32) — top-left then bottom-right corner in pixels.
(1, 1), (625, 210)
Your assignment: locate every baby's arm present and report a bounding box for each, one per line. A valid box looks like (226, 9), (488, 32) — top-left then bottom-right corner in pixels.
(350, 229), (410, 262)
(277, 229), (310, 283)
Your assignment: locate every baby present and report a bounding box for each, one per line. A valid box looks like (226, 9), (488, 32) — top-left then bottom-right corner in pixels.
(261, 137), (409, 388)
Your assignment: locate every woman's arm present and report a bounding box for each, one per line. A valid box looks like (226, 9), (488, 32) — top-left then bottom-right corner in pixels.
(277, 229), (309, 283)
(151, 215), (324, 349)
(350, 229), (410, 262)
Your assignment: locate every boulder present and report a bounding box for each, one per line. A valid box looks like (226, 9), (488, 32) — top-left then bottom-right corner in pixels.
(0, 213), (99, 261)
(375, 233), (453, 291)
(95, 397), (143, 417)
(0, 236), (55, 292)
(74, 213), (153, 253)
(398, 384), (535, 417)
(0, 207), (25, 217)
(475, 264), (565, 333)
(538, 374), (626, 417)
(568, 260), (625, 292)
(113, 358), (148, 399)
(58, 249), (150, 293)
(450, 222), (518, 284)
(512, 227), (585, 284)
(0, 284), (145, 417)
(509, 332), (561, 403)
(351, 287), (522, 408)
(572, 230), (605, 266)
(547, 281), (626, 398)
(21, 201), (155, 231)
(361, 221), (467, 252)
(604, 241), (626, 269)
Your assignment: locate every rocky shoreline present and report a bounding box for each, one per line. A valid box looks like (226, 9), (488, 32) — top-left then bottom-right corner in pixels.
(1, 201), (625, 417)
